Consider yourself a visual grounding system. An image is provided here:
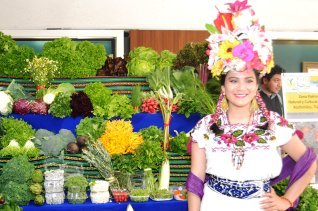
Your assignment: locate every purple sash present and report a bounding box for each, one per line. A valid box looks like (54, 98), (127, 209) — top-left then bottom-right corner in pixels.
(270, 147), (317, 209)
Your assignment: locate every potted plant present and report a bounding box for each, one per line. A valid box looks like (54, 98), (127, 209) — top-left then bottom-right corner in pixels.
(23, 56), (58, 90)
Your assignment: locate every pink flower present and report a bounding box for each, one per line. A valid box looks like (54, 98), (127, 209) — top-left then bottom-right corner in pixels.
(227, 0), (251, 13)
(220, 134), (237, 144)
(246, 52), (265, 71)
(242, 133), (259, 143)
(232, 41), (254, 62)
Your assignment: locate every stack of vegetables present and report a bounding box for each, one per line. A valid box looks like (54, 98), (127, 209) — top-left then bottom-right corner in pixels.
(30, 170), (45, 205)
(64, 174), (88, 204)
(44, 169), (65, 204)
(89, 180), (110, 203)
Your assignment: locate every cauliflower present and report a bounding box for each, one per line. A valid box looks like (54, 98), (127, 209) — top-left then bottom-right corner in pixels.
(0, 91), (13, 115)
(0, 140), (22, 157)
(22, 140), (40, 158)
(31, 170), (44, 183)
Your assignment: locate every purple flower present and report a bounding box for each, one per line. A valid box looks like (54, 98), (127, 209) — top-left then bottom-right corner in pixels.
(232, 41), (254, 62)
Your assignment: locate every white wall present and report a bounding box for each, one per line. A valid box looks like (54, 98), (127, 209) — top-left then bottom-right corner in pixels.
(0, 0), (318, 32)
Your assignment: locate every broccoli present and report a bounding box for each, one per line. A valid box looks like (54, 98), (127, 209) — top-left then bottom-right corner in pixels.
(1, 181), (33, 206)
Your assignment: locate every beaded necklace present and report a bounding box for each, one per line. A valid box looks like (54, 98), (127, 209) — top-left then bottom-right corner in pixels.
(226, 111), (254, 170)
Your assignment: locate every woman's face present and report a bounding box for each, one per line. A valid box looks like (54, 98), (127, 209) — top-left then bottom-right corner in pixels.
(221, 70), (258, 110)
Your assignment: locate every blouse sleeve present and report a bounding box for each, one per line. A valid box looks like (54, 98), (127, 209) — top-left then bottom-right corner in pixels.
(271, 112), (296, 147)
(190, 114), (213, 149)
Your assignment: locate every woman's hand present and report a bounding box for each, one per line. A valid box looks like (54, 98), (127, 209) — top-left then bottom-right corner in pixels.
(259, 187), (291, 211)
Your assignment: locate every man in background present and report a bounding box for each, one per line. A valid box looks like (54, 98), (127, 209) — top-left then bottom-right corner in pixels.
(259, 65), (284, 116)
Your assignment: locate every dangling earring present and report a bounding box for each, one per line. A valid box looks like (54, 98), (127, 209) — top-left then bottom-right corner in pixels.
(221, 93), (228, 111)
(250, 98), (259, 112)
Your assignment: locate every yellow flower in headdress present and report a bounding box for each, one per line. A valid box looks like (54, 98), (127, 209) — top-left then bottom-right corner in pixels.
(217, 40), (240, 60)
(211, 59), (224, 78)
(266, 56), (274, 73)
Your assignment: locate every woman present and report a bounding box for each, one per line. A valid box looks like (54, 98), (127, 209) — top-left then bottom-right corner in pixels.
(187, 69), (316, 210)
(187, 1), (317, 210)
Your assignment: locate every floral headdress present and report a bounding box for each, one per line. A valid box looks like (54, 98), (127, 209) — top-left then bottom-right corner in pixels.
(206, 0), (274, 78)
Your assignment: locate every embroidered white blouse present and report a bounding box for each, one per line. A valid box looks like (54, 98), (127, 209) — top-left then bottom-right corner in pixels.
(191, 110), (295, 210)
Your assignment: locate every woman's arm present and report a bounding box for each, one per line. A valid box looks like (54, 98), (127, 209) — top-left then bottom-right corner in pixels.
(280, 134), (317, 205)
(261, 134), (317, 210)
(188, 141), (206, 211)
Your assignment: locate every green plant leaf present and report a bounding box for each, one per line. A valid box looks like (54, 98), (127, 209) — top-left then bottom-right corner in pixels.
(205, 23), (219, 34)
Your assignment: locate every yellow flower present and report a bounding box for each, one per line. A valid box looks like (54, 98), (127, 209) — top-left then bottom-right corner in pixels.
(211, 60), (224, 78)
(217, 40), (240, 60)
(266, 56), (274, 73)
(99, 120), (143, 155)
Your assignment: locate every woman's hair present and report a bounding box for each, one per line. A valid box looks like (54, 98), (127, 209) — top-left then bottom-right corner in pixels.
(220, 70), (260, 86)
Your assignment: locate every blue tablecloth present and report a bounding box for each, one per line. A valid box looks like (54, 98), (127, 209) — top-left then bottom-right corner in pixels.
(8, 112), (201, 135)
(22, 199), (188, 211)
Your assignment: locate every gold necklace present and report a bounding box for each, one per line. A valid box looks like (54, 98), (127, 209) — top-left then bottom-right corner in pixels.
(226, 111), (253, 170)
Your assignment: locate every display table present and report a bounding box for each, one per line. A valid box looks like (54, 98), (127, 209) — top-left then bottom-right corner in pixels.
(22, 199), (188, 211)
(7, 112), (201, 135)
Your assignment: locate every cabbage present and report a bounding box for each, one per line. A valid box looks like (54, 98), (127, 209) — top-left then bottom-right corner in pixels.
(127, 58), (156, 76)
(0, 91), (13, 115)
(13, 99), (31, 115)
(30, 100), (48, 114)
(127, 47), (159, 77)
(129, 47), (159, 61)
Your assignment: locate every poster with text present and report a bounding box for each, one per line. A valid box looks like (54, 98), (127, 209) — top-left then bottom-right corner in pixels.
(282, 73), (318, 122)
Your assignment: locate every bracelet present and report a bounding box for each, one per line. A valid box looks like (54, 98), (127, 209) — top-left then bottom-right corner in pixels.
(281, 196), (293, 208)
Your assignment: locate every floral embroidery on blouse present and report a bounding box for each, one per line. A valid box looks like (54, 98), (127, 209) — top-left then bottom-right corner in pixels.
(191, 110), (294, 148)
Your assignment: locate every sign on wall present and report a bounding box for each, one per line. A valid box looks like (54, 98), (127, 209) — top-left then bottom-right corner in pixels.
(282, 73), (318, 122)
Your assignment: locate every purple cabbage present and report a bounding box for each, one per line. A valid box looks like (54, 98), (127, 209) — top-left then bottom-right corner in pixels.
(13, 99), (31, 115)
(30, 100), (48, 115)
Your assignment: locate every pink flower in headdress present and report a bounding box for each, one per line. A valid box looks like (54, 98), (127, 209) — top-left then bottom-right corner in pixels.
(242, 133), (259, 143)
(220, 133), (237, 145)
(246, 52), (265, 71)
(232, 40), (254, 62)
(227, 0), (251, 13)
(214, 12), (234, 32)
